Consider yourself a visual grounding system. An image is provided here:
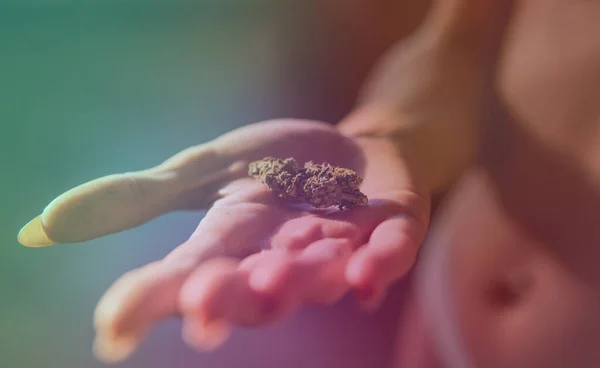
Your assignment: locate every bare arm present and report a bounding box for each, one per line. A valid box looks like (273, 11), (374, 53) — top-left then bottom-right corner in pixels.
(338, 0), (515, 195)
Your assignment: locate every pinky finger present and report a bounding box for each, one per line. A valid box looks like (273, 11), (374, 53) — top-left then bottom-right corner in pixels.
(346, 214), (426, 307)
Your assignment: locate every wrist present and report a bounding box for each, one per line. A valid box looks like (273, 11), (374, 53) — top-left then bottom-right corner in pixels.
(344, 122), (429, 198)
(338, 104), (406, 139)
(338, 104), (474, 196)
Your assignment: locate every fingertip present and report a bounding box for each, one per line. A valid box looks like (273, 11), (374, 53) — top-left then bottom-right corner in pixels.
(93, 270), (143, 338)
(93, 331), (145, 364)
(178, 258), (239, 316)
(94, 296), (122, 336)
(182, 317), (232, 352)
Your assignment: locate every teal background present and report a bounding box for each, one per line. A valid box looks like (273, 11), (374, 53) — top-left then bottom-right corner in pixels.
(1, 2), (406, 368)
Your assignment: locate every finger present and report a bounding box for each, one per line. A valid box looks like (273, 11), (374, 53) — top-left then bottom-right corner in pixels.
(178, 258), (293, 351)
(269, 191), (423, 252)
(18, 144), (247, 247)
(249, 238), (353, 304)
(92, 259), (194, 363)
(268, 201), (396, 251)
(346, 213), (426, 308)
(178, 258), (237, 352)
(269, 216), (360, 250)
(182, 315), (233, 353)
(311, 191), (423, 244)
(92, 231), (230, 363)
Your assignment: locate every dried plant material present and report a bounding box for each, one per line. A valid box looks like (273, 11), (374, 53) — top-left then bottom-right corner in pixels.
(248, 157), (368, 210)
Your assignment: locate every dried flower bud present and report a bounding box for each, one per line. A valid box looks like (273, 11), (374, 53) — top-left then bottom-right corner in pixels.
(248, 157), (368, 210)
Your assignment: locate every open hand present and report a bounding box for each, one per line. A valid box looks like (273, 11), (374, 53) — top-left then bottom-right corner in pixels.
(18, 119), (429, 362)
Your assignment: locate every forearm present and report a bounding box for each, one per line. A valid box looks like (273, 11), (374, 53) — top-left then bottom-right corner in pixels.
(337, 0), (514, 195)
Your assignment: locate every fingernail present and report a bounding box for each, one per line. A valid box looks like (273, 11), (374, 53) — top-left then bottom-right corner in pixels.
(183, 318), (231, 352)
(93, 335), (140, 364)
(17, 215), (56, 247)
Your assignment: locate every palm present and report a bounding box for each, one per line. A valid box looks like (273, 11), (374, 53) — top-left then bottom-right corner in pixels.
(165, 118), (415, 268)
(172, 174), (404, 267)
(163, 118), (379, 261)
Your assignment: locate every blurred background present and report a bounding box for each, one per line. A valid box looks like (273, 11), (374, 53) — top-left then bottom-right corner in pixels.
(0, 1), (429, 367)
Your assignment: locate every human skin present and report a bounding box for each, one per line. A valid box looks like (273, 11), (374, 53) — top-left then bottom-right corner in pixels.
(16, 2), (438, 366)
(87, 2), (506, 360)
(15, 0), (509, 365)
(18, 0), (600, 367)
(17, 2), (451, 365)
(395, 0), (600, 367)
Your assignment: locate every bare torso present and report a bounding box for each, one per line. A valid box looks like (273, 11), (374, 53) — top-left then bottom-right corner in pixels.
(396, 1), (600, 367)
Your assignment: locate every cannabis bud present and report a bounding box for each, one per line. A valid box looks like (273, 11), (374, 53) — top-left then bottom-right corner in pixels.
(248, 157), (368, 210)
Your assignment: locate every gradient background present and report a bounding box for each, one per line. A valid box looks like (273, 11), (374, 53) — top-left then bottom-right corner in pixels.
(1, 1), (428, 367)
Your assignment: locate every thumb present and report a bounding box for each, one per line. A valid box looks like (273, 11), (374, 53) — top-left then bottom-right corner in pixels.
(17, 143), (246, 247)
